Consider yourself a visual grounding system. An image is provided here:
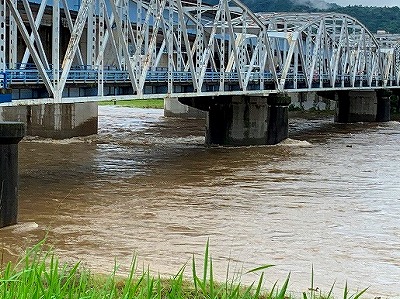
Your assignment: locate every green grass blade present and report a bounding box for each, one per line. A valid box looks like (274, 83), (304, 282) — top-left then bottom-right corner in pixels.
(276, 273), (290, 299)
(203, 239), (209, 286)
(353, 287), (369, 299)
(253, 272), (264, 299)
(192, 254), (198, 292)
(267, 281), (277, 299)
(326, 281), (336, 299)
(209, 256), (215, 299)
(246, 265), (275, 274)
(343, 281), (348, 299)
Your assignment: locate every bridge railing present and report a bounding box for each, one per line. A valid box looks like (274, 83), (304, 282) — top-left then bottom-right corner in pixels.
(0, 72), (9, 89)
(1, 67), (395, 90)
(2, 67), (280, 85)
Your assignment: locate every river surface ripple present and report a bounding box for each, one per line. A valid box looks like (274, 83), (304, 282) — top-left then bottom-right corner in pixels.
(1, 106), (400, 298)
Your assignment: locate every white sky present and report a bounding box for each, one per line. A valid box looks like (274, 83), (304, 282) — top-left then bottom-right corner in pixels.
(329, 0), (398, 6)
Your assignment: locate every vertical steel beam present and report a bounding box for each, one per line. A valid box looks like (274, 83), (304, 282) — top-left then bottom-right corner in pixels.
(120, 0), (128, 68)
(53, 0), (60, 100)
(293, 40), (299, 89)
(239, 11), (247, 89)
(136, 0), (142, 74)
(224, 0), (243, 88)
(258, 32), (266, 90)
(87, 0), (95, 66)
(195, 0), (203, 88)
(8, 0), (17, 69)
(0, 0), (6, 72)
(319, 19), (325, 88)
(167, 0), (173, 93)
(176, 5), (182, 72)
(219, 2), (225, 91)
(98, 0), (105, 97)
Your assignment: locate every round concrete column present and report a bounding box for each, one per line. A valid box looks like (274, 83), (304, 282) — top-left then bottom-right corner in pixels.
(0, 122), (25, 228)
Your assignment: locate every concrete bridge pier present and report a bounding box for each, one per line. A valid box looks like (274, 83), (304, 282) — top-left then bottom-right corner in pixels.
(390, 90), (400, 114)
(376, 90), (391, 122)
(334, 90), (390, 123)
(205, 95), (267, 146)
(0, 122), (25, 228)
(0, 102), (98, 139)
(266, 93), (291, 145)
(180, 94), (290, 146)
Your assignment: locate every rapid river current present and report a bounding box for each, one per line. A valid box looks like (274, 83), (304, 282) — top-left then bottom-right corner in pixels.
(1, 106), (400, 297)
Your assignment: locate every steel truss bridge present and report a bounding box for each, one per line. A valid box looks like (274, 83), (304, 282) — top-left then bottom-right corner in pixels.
(1, 0), (400, 105)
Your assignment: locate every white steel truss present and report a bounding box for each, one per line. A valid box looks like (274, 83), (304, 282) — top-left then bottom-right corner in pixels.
(257, 13), (385, 90)
(0, 1), (399, 104)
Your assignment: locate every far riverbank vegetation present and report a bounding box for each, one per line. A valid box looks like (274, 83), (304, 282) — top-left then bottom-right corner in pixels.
(99, 99), (164, 109)
(0, 240), (369, 299)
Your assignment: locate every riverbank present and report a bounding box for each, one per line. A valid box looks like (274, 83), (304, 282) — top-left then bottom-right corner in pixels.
(99, 99), (164, 109)
(0, 242), (368, 299)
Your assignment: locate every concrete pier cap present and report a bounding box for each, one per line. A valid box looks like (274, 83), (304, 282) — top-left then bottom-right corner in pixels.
(0, 122), (25, 228)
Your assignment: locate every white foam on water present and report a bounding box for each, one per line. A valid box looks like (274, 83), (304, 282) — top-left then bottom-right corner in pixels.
(8, 222), (39, 233)
(278, 138), (313, 147)
(23, 136), (92, 144)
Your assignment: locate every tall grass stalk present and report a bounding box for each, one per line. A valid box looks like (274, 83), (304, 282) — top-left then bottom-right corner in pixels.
(0, 241), (369, 299)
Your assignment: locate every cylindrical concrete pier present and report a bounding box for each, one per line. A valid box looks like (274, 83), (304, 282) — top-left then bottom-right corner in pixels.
(0, 122), (25, 228)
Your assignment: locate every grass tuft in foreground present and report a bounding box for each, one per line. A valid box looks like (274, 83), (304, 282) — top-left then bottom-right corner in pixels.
(0, 240), (368, 299)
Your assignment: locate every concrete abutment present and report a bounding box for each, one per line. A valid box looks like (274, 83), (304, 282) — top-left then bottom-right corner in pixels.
(0, 102), (98, 139)
(164, 98), (206, 118)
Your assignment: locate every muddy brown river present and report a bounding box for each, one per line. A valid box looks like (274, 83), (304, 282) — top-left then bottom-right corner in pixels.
(1, 106), (400, 297)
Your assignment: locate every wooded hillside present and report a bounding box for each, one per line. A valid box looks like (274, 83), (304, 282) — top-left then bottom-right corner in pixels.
(240, 0), (400, 34)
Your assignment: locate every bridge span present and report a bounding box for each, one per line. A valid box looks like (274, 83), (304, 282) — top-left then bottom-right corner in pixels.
(0, 0), (399, 145)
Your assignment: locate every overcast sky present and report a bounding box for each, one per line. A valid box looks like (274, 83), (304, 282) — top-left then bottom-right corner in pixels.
(329, 0), (398, 6)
